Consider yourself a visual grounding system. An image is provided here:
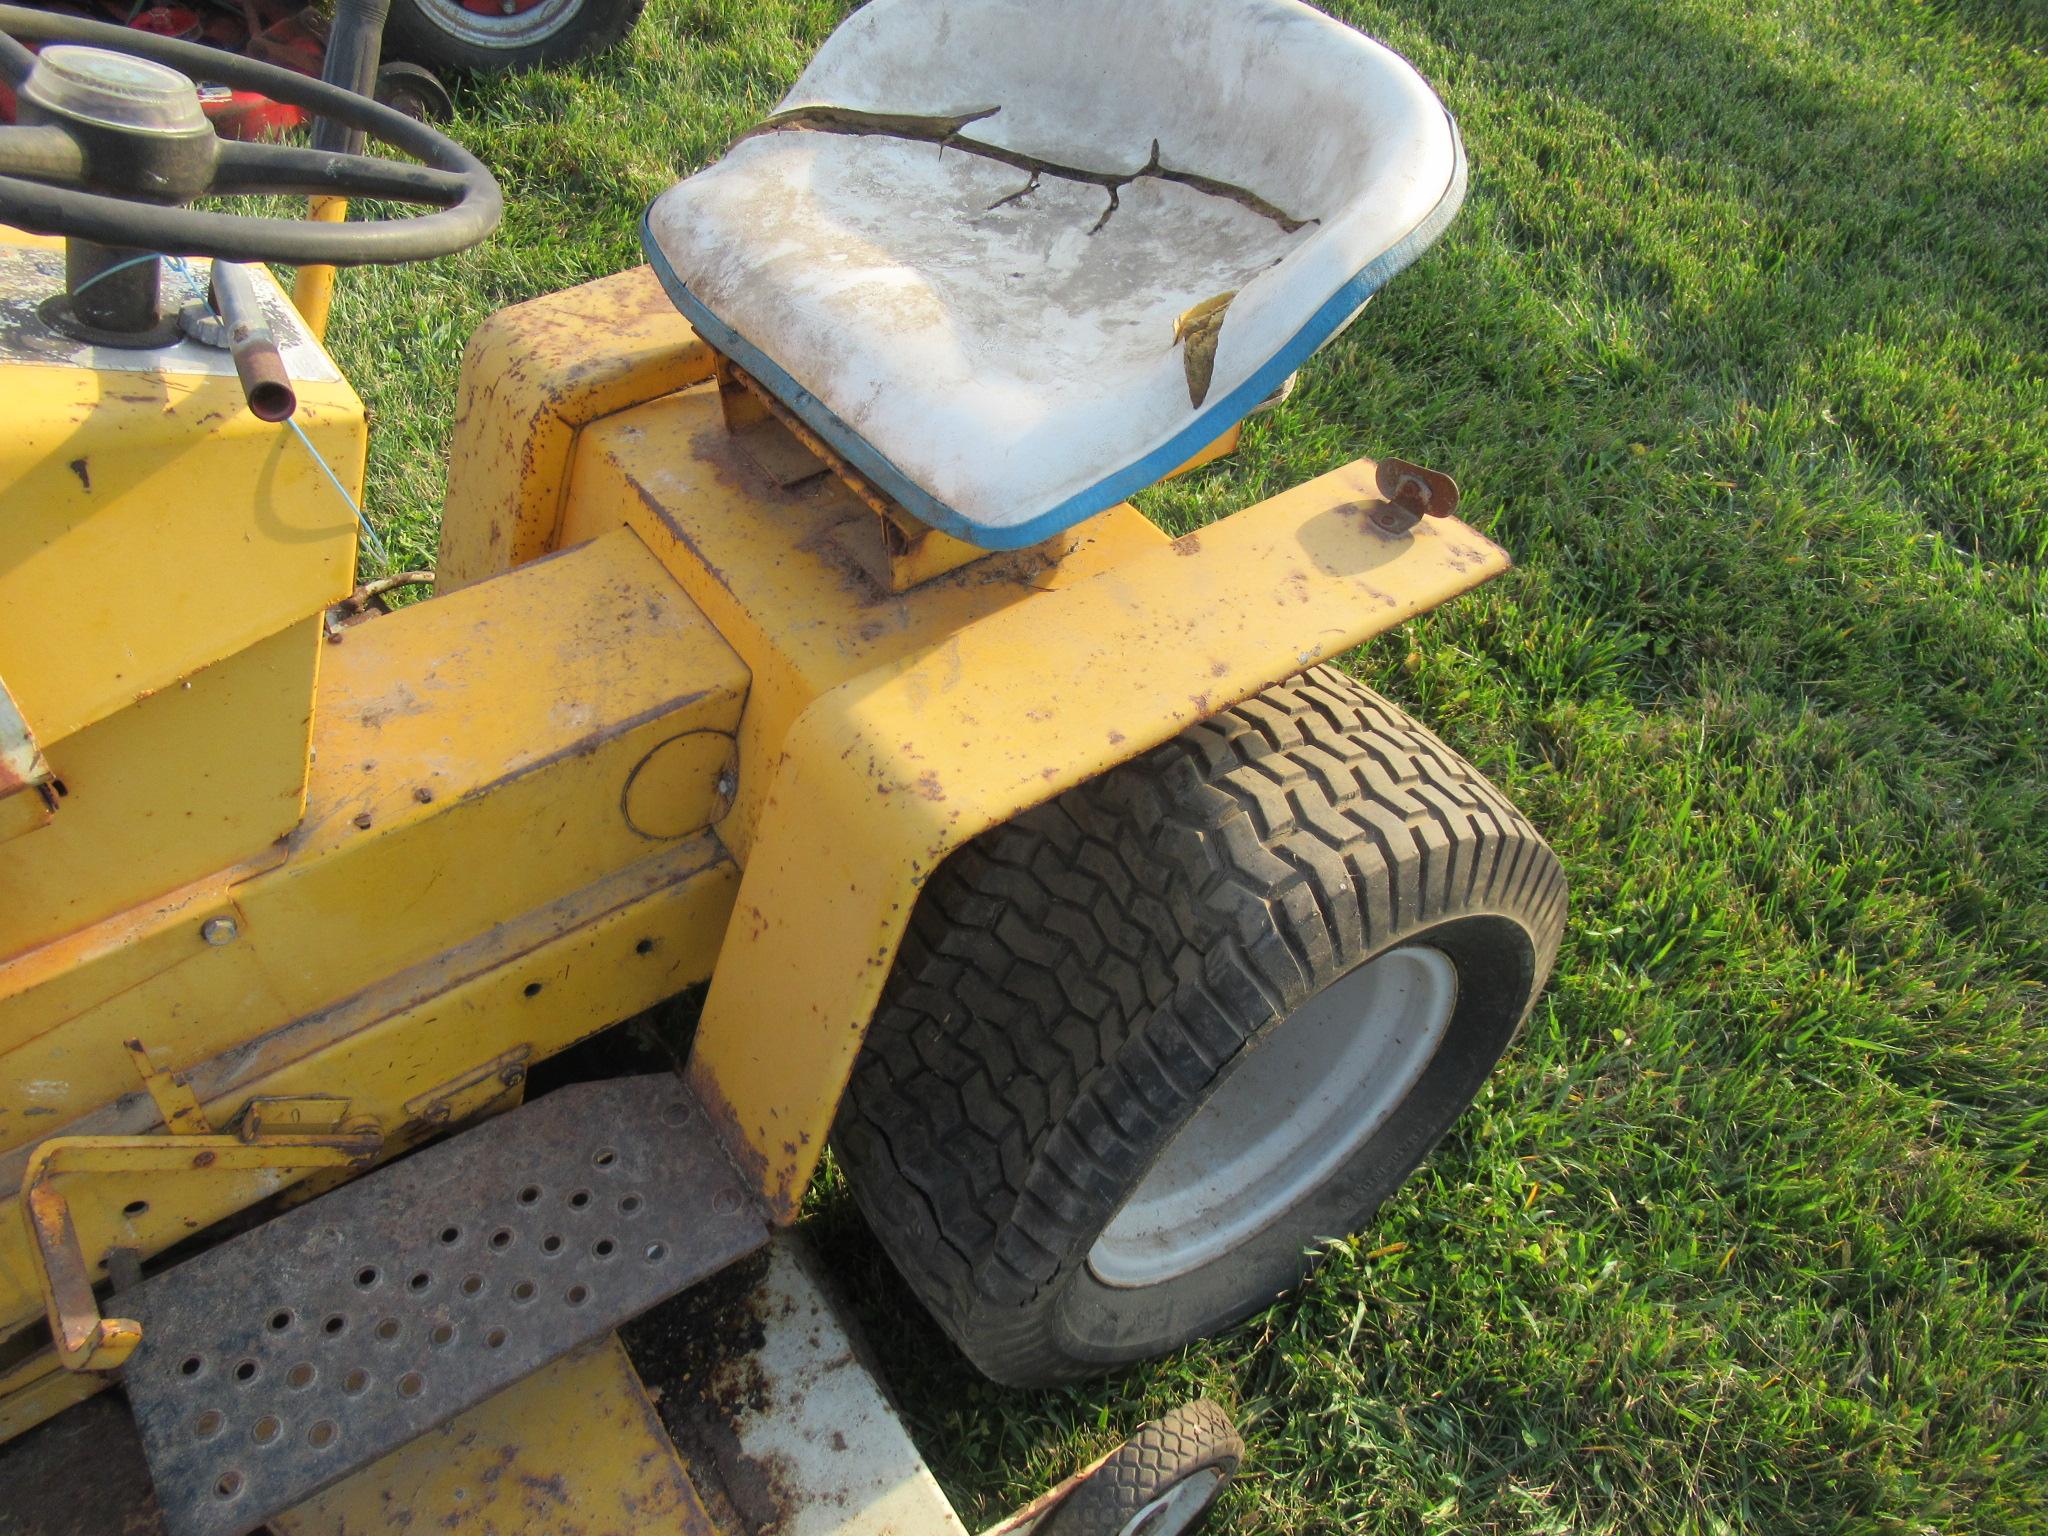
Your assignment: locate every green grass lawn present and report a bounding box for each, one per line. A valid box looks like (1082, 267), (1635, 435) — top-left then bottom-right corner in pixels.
(321, 1), (2046, 1529)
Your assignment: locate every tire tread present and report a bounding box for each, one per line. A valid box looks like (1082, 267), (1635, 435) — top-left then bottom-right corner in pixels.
(1039, 1399), (1243, 1536)
(834, 666), (1565, 1383)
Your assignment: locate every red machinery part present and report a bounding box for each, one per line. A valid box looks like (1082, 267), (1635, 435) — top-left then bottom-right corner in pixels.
(0, 0), (321, 139)
(196, 81), (306, 137)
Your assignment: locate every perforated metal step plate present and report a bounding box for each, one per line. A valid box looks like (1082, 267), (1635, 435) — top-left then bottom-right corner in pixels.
(119, 1075), (767, 1536)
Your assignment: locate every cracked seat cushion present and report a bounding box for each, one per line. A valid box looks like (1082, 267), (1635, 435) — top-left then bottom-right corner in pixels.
(641, 0), (1464, 549)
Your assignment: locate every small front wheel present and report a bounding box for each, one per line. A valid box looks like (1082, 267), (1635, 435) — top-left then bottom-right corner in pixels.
(374, 60), (455, 121)
(383, 0), (646, 72)
(1038, 1400), (1243, 1536)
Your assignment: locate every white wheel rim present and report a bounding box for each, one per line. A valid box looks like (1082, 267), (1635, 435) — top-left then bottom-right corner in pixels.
(1088, 946), (1458, 1288)
(413, 0), (584, 49)
(1119, 1469), (1225, 1536)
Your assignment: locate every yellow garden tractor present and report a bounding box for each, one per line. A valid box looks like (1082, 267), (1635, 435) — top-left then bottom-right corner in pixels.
(0, 0), (1566, 1530)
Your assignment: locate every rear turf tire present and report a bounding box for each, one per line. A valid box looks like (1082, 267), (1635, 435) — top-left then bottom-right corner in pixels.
(833, 665), (1566, 1386)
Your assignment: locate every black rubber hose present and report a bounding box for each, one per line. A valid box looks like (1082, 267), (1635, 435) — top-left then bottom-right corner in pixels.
(312, 0), (393, 156)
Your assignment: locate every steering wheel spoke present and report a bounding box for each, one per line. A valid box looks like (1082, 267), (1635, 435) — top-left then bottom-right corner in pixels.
(0, 125), (85, 186)
(212, 141), (471, 207)
(0, 3), (500, 267)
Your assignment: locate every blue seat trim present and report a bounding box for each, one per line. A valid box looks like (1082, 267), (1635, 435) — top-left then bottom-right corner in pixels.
(639, 112), (1466, 552)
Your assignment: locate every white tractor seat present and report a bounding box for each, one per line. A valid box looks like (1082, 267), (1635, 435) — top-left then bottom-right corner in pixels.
(642, 0), (1465, 550)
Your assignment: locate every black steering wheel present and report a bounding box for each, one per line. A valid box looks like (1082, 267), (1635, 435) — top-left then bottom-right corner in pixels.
(0, 3), (500, 265)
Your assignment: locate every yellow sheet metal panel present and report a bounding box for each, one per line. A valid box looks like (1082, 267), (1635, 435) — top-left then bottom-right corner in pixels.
(0, 379), (363, 745)
(559, 380), (1166, 861)
(0, 245), (364, 746)
(0, 835), (740, 1350)
(0, 850), (270, 1093)
(0, 229), (365, 959)
(0, 530), (748, 1146)
(437, 265), (716, 593)
(272, 1333), (716, 1536)
(0, 851), (272, 1119)
(0, 619), (319, 960)
(302, 528), (740, 855)
(0, 527), (748, 1334)
(249, 527), (747, 1016)
(0, 785), (51, 845)
(684, 458), (1513, 1217)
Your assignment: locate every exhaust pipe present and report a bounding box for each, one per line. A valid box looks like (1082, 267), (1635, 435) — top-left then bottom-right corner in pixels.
(210, 260), (297, 422)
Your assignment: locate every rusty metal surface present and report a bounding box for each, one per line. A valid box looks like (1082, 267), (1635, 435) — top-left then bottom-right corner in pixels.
(0, 1387), (166, 1536)
(436, 265), (716, 593)
(25, 1130), (381, 1373)
(1374, 456), (1459, 523)
(120, 1075), (767, 1536)
(718, 355), (1003, 593)
(714, 353), (832, 490)
(722, 356), (897, 522)
(209, 261), (297, 424)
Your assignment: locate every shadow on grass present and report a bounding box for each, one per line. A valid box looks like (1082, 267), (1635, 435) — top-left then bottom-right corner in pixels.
(1416, 0), (2043, 560)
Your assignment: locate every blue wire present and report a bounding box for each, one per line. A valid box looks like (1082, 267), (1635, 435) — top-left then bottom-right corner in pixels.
(68, 252), (205, 307)
(165, 255), (207, 302)
(67, 251), (166, 298)
(286, 415), (388, 568)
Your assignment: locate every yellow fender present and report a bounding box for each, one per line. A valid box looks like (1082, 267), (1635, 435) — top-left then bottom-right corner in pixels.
(687, 459), (1510, 1218)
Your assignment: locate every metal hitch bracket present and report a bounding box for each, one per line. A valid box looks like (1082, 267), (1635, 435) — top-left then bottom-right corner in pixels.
(23, 1129), (382, 1374)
